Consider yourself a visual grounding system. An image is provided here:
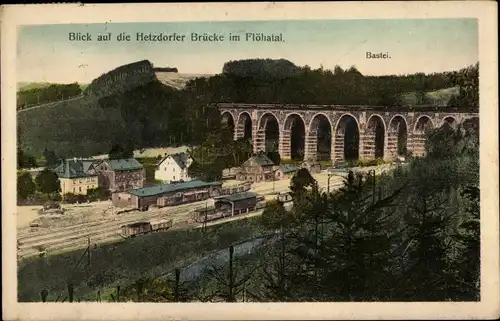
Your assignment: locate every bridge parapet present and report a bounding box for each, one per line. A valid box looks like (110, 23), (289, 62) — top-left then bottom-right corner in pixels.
(215, 102), (479, 114)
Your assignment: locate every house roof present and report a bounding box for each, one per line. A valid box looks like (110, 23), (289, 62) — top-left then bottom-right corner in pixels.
(215, 191), (259, 203)
(158, 152), (192, 169)
(54, 159), (99, 179)
(126, 180), (222, 197)
(104, 158), (143, 171)
(243, 153), (275, 167)
(281, 164), (299, 174)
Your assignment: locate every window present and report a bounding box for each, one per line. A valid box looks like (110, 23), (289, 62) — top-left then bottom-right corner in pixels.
(79, 187), (82, 192)
(173, 176), (176, 180)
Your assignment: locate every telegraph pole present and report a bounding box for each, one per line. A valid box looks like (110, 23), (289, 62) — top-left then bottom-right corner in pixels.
(87, 236), (91, 277)
(203, 202), (208, 233)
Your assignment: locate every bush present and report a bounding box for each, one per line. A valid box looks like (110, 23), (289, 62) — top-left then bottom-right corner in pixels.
(87, 187), (111, 202)
(350, 158), (390, 168)
(63, 193), (88, 204)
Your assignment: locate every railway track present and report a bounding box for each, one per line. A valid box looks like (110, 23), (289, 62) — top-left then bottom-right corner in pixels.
(18, 165), (389, 259)
(18, 201), (198, 245)
(17, 200), (211, 257)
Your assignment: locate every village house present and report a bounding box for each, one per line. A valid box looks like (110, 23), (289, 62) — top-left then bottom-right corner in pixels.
(236, 153), (277, 183)
(53, 158), (100, 195)
(301, 158), (322, 174)
(275, 164), (300, 180)
(154, 152), (193, 183)
(94, 158), (145, 193)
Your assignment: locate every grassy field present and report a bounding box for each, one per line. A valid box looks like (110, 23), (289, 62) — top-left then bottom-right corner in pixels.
(18, 216), (265, 302)
(399, 86), (459, 106)
(17, 96), (126, 158)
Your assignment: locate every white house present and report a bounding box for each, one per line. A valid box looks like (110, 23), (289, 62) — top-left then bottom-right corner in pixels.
(154, 152), (194, 183)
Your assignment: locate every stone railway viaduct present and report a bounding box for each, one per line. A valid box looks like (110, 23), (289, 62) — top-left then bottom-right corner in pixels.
(217, 103), (479, 163)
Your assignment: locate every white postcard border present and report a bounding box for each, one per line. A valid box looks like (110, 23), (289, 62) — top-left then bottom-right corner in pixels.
(1, 2), (499, 320)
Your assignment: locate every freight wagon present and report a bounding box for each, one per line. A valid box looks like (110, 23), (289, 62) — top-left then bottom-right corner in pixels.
(121, 219), (173, 238)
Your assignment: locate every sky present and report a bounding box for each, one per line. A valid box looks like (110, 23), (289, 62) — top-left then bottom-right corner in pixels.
(17, 19), (478, 84)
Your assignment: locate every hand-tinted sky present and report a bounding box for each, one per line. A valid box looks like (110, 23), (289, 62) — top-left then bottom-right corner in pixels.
(17, 19), (478, 83)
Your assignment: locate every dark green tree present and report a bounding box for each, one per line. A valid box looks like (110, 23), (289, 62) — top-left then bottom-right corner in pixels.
(266, 151), (281, 166)
(43, 148), (59, 168)
(17, 172), (36, 200)
(108, 143), (134, 160)
(17, 148), (38, 169)
(35, 169), (61, 196)
(289, 168), (316, 203)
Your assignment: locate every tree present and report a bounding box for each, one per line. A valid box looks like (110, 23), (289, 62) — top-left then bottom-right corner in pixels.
(205, 245), (260, 302)
(266, 151), (281, 166)
(17, 148), (37, 169)
(108, 143), (134, 159)
(43, 148), (59, 168)
(426, 123), (477, 160)
(258, 200), (298, 301)
(260, 200), (290, 230)
(17, 172), (36, 200)
(289, 168), (316, 203)
(35, 169), (60, 196)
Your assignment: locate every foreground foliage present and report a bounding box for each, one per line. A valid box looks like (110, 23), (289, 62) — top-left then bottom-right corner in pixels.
(189, 124), (480, 302)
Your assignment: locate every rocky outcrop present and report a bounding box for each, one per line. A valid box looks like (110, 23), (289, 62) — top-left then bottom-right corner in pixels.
(84, 60), (157, 99)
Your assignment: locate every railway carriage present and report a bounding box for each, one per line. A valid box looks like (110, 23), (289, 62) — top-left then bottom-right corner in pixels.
(121, 221), (152, 238)
(150, 219), (174, 232)
(121, 219), (173, 238)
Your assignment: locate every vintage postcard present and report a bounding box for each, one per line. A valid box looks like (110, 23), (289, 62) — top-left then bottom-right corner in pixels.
(1, 2), (499, 320)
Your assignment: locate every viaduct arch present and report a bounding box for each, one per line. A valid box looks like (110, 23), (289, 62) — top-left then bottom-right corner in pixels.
(217, 103), (479, 164)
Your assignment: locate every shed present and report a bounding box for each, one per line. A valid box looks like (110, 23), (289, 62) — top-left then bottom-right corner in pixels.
(214, 191), (259, 216)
